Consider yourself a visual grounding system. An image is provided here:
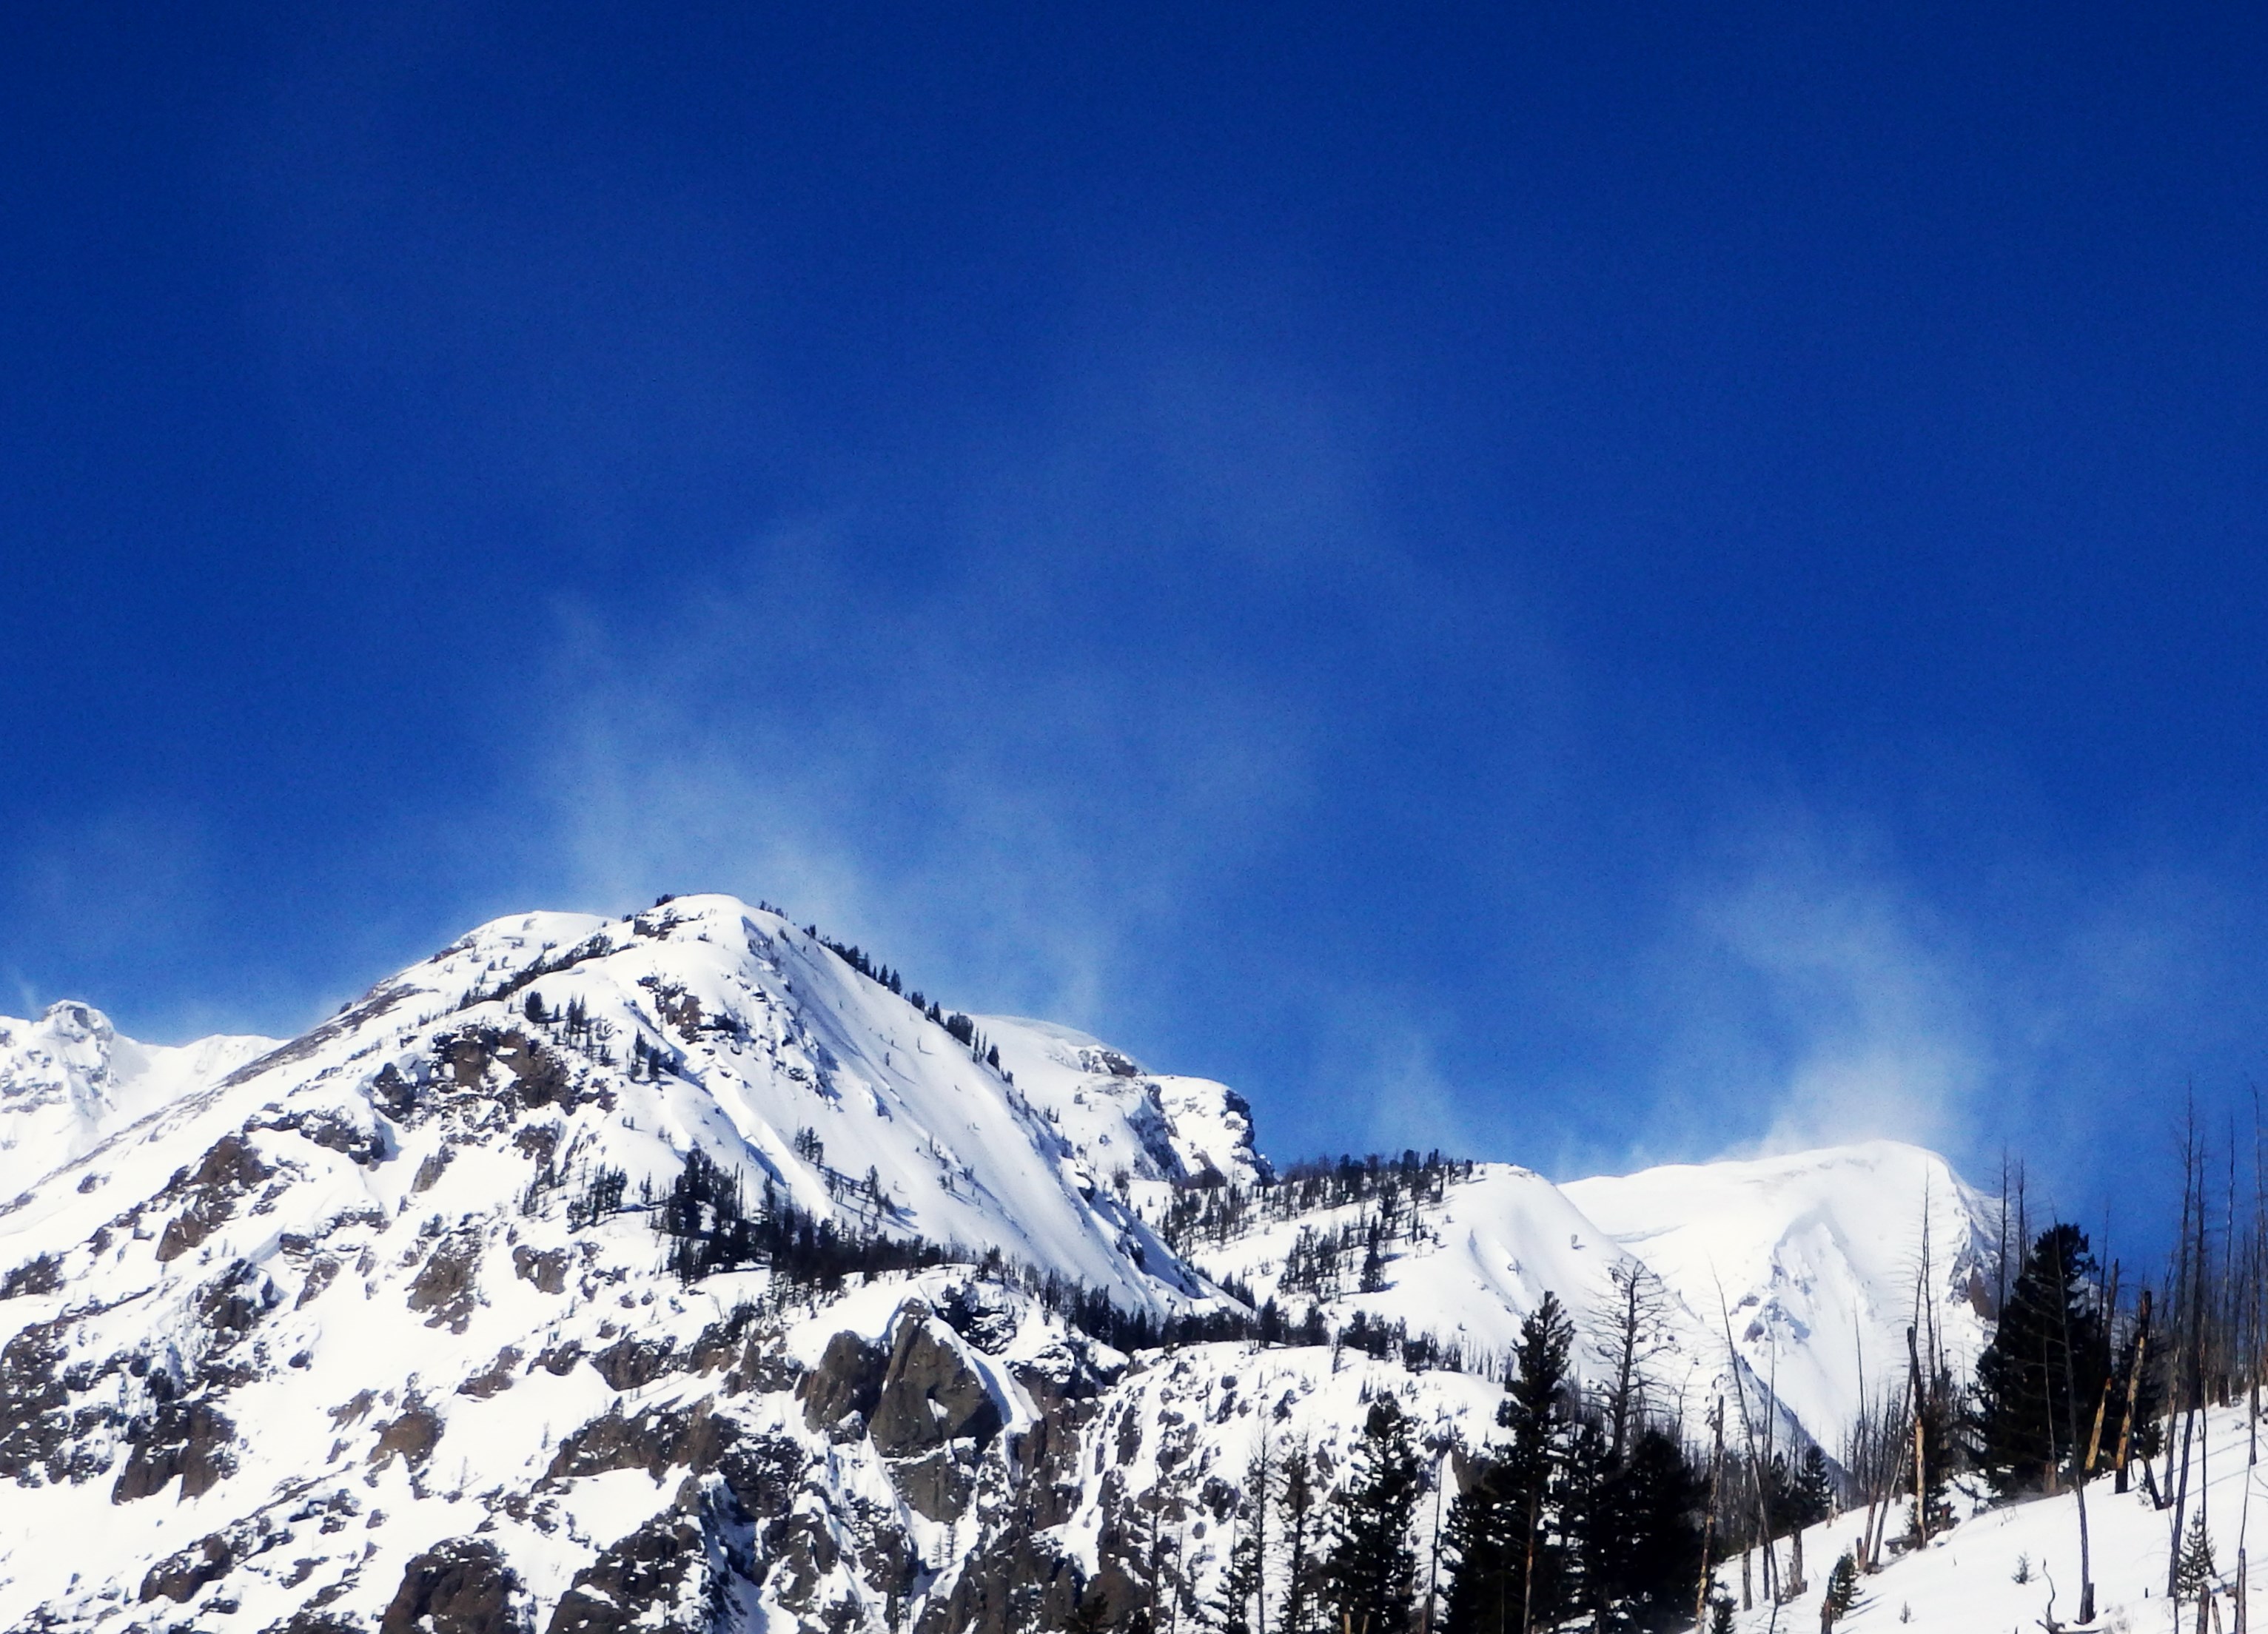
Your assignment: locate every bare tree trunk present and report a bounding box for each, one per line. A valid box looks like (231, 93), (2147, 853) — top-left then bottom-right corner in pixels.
(2118, 1291), (2155, 1494)
(2084, 1261), (2121, 1479)
(1255, 1416), (1273, 1634)
(1907, 1325), (1929, 1544)
(1423, 1438), (1444, 1634)
(1718, 1280), (1779, 1606)
(2173, 1123), (2207, 1593)
(1695, 1401), (1724, 1631)
(2053, 1240), (2096, 1624)
(1522, 1489), (1539, 1634)
(1611, 1267), (1640, 1465)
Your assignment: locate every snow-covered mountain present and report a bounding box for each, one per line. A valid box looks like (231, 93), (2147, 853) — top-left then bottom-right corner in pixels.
(1564, 1142), (1996, 1454)
(0, 894), (2002, 1633)
(0, 1001), (276, 1200)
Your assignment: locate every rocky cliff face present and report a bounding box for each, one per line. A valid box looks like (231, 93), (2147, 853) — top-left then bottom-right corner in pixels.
(0, 895), (1995, 1633)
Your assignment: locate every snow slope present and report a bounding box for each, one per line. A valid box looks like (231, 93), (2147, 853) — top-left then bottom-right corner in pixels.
(979, 1015), (1269, 1195)
(1723, 1399), (2268, 1634)
(0, 1001), (276, 1201)
(1565, 1141), (1996, 1455)
(0, 894), (1272, 1630)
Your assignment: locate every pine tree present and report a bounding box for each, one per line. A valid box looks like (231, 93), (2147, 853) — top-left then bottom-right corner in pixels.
(1443, 1466), (1522, 1634)
(2175, 1513), (2218, 1603)
(1279, 1441), (1322, 1634)
(1223, 1436), (1271, 1634)
(1361, 1229), (1389, 1294)
(1598, 1425), (1706, 1628)
(1506, 1295), (1577, 1630)
(1221, 1518), (1262, 1634)
(1563, 1416), (1612, 1624)
(1708, 1599), (1735, 1634)
(1822, 1555), (1858, 1626)
(1325, 1395), (1424, 1634)
(1564, 1415), (1707, 1630)
(1791, 1445), (1833, 1530)
(1968, 1223), (2111, 1492)
(1445, 1294), (1577, 1634)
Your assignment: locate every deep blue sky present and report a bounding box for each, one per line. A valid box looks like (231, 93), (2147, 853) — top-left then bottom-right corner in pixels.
(6, 4), (2268, 1222)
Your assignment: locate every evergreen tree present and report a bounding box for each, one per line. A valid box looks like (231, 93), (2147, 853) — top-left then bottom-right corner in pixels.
(1566, 1416), (1708, 1632)
(1221, 1518), (1261, 1634)
(1968, 1223), (2111, 1492)
(1278, 1441), (1323, 1634)
(1708, 1599), (1734, 1634)
(1821, 1554), (1858, 1626)
(1325, 1394), (1424, 1634)
(1568, 1417), (1622, 1626)
(1914, 1358), (1959, 1536)
(1791, 1445), (1833, 1530)
(1360, 1229), (1389, 1294)
(2175, 1513), (2218, 1603)
(1445, 1294), (1577, 1634)
(1222, 1437), (1270, 1634)
(1597, 1426), (1706, 1630)
(1443, 1465), (1523, 1634)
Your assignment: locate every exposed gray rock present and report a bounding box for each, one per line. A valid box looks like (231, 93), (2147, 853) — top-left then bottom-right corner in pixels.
(869, 1316), (1000, 1458)
(796, 1330), (887, 1433)
(378, 1538), (528, 1634)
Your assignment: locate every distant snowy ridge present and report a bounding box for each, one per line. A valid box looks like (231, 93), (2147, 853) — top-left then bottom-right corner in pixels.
(0, 1001), (275, 1200)
(1566, 1141), (1996, 1453)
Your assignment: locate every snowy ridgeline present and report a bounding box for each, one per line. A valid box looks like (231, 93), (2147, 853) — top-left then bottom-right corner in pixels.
(0, 894), (1999, 1631)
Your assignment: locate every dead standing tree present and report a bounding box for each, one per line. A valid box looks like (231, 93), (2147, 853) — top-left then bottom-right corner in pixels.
(1591, 1261), (1677, 1465)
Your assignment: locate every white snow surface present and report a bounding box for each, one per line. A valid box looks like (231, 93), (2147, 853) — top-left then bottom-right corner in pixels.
(0, 1001), (276, 1201)
(0, 892), (2013, 1631)
(977, 1015), (1270, 1194)
(1723, 1399), (2268, 1634)
(1565, 1141), (1996, 1453)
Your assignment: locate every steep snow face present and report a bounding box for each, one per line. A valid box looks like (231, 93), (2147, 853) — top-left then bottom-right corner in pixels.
(979, 1016), (1270, 1195)
(1563, 1140), (1996, 1456)
(0, 1003), (275, 1201)
(7, 895), (1198, 1307)
(1187, 1162), (1645, 1359)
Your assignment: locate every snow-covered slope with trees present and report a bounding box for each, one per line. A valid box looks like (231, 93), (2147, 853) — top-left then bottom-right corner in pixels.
(0, 893), (2013, 1633)
(1715, 1396), (2264, 1634)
